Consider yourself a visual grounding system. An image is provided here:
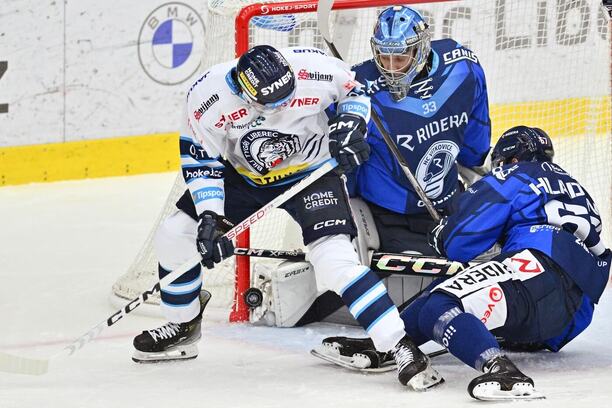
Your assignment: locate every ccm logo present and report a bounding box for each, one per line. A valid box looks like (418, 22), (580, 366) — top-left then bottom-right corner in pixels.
(328, 120), (355, 132)
(313, 219), (346, 230)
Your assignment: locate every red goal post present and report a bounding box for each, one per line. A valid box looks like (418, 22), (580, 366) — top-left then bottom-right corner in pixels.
(234, 0), (454, 55)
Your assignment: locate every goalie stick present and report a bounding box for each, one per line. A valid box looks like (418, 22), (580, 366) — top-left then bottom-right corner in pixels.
(316, 0), (440, 223)
(234, 247), (469, 277)
(0, 158), (338, 376)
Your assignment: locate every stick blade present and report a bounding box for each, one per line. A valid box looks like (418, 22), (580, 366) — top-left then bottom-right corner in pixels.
(0, 351), (49, 375)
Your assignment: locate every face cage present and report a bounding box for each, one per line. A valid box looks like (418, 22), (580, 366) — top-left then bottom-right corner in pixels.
(371, 30), (431, 100)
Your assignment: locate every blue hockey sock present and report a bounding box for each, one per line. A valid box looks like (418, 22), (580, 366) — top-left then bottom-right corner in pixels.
(340, 268), (405, 351)
(419, 292), (501, 370)
(158, 263), (203, 323)
(399, 294), (430, 346)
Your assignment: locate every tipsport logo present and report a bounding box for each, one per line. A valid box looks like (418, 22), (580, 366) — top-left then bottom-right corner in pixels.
(138, 3), (205, 85)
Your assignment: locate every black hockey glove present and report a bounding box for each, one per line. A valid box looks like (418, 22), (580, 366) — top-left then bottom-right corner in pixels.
(328, 113), (370, 173)
(197, 211), (235, 269)
(427, 217), (448, 257)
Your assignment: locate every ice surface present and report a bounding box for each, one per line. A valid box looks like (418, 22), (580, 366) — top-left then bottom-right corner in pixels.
(1, 173), (610, 408)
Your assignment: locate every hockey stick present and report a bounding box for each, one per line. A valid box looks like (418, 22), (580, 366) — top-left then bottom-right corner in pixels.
(0, 158), (338, 376)
(316, 0), (440, 223)
(233, 247), (307, 262)
(235, 247), (468, 277)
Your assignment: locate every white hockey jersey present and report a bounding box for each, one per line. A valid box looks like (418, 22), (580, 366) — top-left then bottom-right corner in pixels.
(180, 47), (371, 216)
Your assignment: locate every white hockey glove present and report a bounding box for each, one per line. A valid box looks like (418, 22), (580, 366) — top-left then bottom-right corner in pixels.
(328, 113), (370, 173)
(196, 211), (235, 269)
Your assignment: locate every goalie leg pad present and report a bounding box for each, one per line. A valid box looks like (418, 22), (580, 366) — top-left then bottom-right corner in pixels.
(250, 260), (319, 327)
(349, 197), (380, 264)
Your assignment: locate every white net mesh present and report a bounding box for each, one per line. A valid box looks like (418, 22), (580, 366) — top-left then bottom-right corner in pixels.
(112, 0), (612, 318)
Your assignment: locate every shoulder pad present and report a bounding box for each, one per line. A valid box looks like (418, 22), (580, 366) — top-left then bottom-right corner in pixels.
(435, 39), (479, 65)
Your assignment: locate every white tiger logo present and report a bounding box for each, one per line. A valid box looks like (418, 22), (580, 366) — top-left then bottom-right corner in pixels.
(257, 134), (300, 169)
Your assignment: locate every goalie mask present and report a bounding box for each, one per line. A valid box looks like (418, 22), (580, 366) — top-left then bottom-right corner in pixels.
(371, 6), (431, 101)
(491, 126), (555, 168)
(234, 45), (296, 113)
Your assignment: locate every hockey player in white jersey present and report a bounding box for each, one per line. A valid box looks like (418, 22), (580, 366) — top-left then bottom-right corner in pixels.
(131, 45), (443, 390)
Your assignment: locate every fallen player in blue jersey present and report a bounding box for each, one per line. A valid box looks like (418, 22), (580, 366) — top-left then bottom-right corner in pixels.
(312, 126), (611, 401)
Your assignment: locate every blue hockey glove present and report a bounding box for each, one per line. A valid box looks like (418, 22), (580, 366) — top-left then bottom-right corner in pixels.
(197, 211), (235, 269)
(328, 113), (370, 173)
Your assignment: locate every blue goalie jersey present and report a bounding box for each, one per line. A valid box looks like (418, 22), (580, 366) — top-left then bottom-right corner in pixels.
(438, 161), (611, 304)
(350, 39), (491, 214)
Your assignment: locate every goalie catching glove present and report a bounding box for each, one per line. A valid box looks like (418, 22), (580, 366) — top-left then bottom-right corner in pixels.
(328, 113), (370, 173)
(196, 211), (235, 269)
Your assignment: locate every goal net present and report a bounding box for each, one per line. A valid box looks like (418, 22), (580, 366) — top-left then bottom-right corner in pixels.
(111, 0), (612, 321)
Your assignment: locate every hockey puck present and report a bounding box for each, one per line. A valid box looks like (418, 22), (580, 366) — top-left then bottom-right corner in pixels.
(244, 288), (263, 308)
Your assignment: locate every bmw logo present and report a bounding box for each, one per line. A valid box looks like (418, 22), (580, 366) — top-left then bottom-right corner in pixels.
(138, 2), (205, 85)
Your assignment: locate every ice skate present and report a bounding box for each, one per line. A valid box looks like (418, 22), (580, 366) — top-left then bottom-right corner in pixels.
(468, 355), (545, 401)
(132, 290), (211, 363)
(391, 336), (444, 391)
(310, 336), (395, 372)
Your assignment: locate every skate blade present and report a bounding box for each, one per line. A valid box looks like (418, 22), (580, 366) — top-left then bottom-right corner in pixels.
(407, 364), (445, 391)
(472, 382), (546, 401)
(132, 344), (199, 364)
(310, 346), (395, 373)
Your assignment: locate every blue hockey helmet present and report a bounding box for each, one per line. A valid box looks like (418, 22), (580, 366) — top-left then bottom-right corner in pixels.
(491, 126), (555, 167)
(371, 6), (431, 100)
(234, 45), (296, 113)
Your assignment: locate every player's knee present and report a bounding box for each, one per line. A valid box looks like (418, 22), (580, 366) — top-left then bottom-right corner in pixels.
(417, 292), (463, 340)
(307, 234), (361, 291)
(154, 211), (199, 269)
